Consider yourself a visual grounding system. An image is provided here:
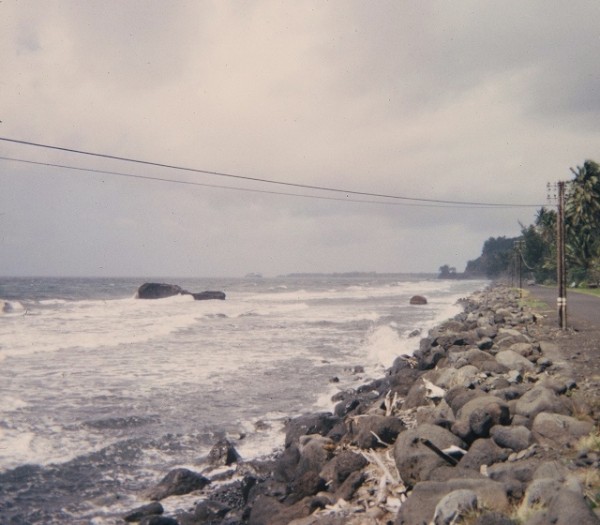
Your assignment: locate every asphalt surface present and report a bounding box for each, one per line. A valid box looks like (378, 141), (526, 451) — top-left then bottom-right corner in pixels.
(526, 285), (600, 330)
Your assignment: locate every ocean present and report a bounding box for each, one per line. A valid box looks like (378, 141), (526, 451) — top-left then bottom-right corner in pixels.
(0, 274), (486, 523)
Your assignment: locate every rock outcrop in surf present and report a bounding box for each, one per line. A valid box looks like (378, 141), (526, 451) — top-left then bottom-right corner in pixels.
(409, 295), (428, 305)
(135, 283), (226, 301)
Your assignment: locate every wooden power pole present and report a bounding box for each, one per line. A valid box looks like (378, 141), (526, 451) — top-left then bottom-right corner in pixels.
(557, 181), (567, 330)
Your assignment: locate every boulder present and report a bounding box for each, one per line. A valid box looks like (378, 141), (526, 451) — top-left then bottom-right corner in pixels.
(508, 342), (537, 358)
(432, 489), (478, 525)
(347, 415), (406, 449)
(136, 282), (186, 299)
(334, 470), (367, 502)
(247, 494), (312, 525)
(207, 438), (241, 467)
(387, 366), (424, 396)
(123, 502), (164, 522)
(147, 468), (210, 500)
(139, 517), (178, 525)
(445, 387), (483, 415)
(189, 499), (231, 522)
(476, 325), (498, 339)
(486, 458), (539, 485)
(284, 412), (341, 448)
(203, 476), (256, 512)
(403, 378), (432, 409)
(514, 386), (571, 420)
(415, 399), (455, 428)
(453, 395), (510, 441)
(295, 435), (335, 478)
(458, 438), (510, 470)
(434, 365), (480, 389)
(191, 291), (226, 300)
(518, 478), (600, 525)
(531, 412), (594, 447)
(410, 295), (428, 305)
(136, 283), (226, 301)
(286, 471), (327, 503)
(319, 450), (368, 490)
(395, 478), (510, 525)
(393, 423), (466, 486)
(471, 512), (517, 525)
(273, 444), (300, 482)
(490, 425), (532, 452)
(495, 350), (535, 373)
(414, 345), (447, 370)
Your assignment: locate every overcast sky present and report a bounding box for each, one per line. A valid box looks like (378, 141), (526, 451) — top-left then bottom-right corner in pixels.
(1, 1), (599, 277)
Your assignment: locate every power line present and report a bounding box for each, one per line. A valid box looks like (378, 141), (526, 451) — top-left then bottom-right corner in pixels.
(0, 155), (524, 209)
(0, 136), (546, 208)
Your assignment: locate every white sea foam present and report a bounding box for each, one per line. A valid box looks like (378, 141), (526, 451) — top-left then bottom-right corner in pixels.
(365, 324), (414, 369)
(0, 395), (28, 411)
(1, 299), (25, 315)
(0, 296), (204, 361)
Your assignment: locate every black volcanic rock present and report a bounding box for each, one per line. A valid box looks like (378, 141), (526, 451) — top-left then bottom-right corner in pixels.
(136, 283), (226, 301)
(136, 283), (186, 299)
(191, 291), (226, 300)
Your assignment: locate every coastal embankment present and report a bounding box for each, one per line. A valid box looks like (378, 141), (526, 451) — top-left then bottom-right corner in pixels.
(118, 284), (600, 525)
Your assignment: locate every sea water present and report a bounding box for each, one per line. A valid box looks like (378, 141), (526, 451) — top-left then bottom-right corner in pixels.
(0, 274), (486, 523)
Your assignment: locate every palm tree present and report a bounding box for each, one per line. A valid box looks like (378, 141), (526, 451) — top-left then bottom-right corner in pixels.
(566, 160), (600, 283)
(531, 207), (557, 281)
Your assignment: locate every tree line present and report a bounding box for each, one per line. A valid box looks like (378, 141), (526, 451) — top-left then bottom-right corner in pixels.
(441, 160), (600, 287)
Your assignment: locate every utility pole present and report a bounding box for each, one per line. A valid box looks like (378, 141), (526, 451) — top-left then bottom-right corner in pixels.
(514, 240), (524, 298)
(557, 181), (567, 330)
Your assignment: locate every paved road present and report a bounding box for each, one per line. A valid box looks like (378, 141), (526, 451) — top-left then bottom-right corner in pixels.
(526, 285), (600, 330)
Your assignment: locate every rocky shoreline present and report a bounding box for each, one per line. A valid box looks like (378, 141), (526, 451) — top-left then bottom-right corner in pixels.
(119, 284), (600, 525)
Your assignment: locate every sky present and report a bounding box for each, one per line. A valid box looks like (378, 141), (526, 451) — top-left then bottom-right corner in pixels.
(1, 1), (599, 278)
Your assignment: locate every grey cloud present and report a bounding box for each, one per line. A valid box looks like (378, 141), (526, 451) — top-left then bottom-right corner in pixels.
(0, 1), (597, 277)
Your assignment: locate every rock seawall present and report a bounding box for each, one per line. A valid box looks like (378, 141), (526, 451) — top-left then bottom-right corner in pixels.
(119, 285), (600, 525)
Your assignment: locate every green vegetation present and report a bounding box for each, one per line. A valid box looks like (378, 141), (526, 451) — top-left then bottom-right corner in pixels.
(517, 290), (550, 311)
(461, 160), (600, 287)
(570, 287), (600, 298)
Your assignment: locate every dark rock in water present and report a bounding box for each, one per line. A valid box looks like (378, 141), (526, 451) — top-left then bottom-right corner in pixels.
(147, 468), (210, 500)
(136, 282), (186, 299)
(191, 290), (226, 301)
(124, 501), (164, 522)
(207, 438), (241, 467)
(136, 283), (226, 301)
(410, 295), (428, 305)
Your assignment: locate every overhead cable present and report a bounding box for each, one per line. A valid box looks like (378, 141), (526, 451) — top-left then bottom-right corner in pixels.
(0, 155), (524, 209)
(0, 136), (546, 208)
